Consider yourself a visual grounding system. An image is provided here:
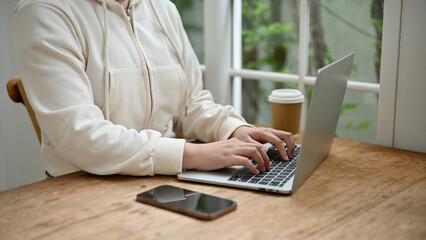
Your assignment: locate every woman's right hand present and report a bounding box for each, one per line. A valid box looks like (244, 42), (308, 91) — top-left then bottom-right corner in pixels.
(182, 138), (270, 174)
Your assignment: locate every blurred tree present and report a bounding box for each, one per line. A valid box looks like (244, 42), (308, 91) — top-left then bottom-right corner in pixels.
(371, 0), (383, 83)
(310, 0), (326, 71)
(241, 0), (297, 123)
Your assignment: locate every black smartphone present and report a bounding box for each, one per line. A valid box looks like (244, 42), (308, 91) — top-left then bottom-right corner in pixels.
(136, 185), (237, 220)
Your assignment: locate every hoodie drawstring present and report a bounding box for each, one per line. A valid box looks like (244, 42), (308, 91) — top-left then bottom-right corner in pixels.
(102, 0), (110, 121)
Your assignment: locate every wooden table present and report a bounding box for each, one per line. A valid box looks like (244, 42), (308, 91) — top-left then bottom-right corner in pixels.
(1, 138), (425, 239)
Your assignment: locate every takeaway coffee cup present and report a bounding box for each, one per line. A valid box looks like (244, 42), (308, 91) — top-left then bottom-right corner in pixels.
(268, 89), (304, 136)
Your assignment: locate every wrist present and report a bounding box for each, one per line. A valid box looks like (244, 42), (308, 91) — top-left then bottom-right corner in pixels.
(182, 142), (196, 170)
(230, 125), (250, 139)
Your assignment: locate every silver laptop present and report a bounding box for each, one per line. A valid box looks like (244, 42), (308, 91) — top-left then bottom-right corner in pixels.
(178, 53), (354, 194)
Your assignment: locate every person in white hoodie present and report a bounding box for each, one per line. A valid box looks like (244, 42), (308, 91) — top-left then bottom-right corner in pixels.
(14, 0), (296, 178)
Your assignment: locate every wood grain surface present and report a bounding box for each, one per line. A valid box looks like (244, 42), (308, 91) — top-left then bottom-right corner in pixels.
(1, 138), (425, 240)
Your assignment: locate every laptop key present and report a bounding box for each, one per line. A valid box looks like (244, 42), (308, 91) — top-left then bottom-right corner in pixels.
(239, 175), (253, 182)
(269, 181), (281, 186)
(259, 179), (270, 185)
(249, 178), (261, 184)
(229, 175), (239, 181)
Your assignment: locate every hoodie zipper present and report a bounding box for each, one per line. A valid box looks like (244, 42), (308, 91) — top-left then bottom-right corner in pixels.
(122, 5), (154, 129)
(125, 8), (131, 22)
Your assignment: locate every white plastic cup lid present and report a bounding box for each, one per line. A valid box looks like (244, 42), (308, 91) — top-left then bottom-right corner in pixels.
(268, 89), (305, 103)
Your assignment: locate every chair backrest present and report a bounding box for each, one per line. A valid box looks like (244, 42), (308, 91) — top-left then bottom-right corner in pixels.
(7, 75), (42, 144)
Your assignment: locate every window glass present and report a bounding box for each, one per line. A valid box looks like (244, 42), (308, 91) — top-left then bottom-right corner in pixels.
(173, 0), (205, 64)
(337, 91), (378, 143)
(241, 0), (299, 124)
(309, 0), (383, 143)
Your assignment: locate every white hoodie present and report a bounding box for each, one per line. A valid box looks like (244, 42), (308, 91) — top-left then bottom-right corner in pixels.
(14, 0), (249, 177)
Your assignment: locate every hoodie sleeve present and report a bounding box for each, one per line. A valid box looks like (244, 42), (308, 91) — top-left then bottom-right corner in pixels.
(163, 2), (253, 142)
(14, 2), (184, 176)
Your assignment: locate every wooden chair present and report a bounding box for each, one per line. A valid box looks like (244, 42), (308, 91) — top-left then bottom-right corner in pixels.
(7, 75), (41, 144)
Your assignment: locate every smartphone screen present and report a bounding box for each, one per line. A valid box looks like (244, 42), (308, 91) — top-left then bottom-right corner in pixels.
(136, 185), (237, 220)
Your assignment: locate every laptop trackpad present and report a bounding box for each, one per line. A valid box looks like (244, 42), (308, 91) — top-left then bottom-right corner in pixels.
(179, 166), (241, 182)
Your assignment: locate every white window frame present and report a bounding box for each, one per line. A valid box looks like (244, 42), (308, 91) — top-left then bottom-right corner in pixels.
(204, 0), (380, 131)
(376, 0), (402, 147)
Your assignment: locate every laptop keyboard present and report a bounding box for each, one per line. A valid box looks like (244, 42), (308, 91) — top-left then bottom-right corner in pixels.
(228, 145), (300, 187)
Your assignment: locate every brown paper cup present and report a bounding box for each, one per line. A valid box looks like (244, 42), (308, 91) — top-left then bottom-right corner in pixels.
(268, 89), (304, 135)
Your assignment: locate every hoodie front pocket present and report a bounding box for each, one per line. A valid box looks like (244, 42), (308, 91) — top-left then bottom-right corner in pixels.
(149, 64), (186, 132)
(108, 68), (149, 131)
